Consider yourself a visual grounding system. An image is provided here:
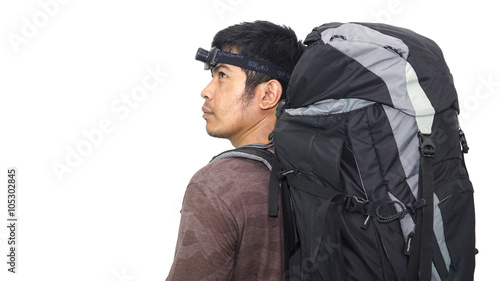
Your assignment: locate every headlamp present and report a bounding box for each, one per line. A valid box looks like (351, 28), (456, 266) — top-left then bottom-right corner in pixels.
(195, 47), (219, 70)
(195, 47), (292, 82)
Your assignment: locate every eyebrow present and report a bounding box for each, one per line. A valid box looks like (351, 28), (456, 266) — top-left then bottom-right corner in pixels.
(211, 64), (232, 75)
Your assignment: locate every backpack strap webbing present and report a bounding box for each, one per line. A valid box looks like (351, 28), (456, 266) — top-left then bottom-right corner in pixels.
(406, 133), (435, 281)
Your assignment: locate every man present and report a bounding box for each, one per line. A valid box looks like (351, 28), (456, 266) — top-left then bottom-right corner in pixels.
(166, 21), (303, 280)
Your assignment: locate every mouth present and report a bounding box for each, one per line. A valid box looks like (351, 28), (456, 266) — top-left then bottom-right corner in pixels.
(202, 105), (214, 118)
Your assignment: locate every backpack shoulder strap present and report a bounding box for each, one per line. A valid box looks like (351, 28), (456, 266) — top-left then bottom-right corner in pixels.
(210, 145), (274, 171)
(212, 144), (299, 278)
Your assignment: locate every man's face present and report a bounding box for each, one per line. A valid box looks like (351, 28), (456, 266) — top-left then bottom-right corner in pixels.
(201, 63), (258, 142)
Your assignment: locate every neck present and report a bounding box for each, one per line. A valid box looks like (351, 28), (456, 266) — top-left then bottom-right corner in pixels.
(230, 114), (277, 148)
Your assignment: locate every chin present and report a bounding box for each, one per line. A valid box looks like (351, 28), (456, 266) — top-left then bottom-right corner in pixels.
(206, 127), (231, 139)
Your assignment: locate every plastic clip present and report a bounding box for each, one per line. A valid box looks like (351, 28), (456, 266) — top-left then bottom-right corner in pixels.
(406, 199), (427, 215)
(458, 128), (469, 153)
(418, 132), (435, 158)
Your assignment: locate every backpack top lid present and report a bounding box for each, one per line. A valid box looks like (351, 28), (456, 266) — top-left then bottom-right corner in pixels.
(286, 22), (459, 119)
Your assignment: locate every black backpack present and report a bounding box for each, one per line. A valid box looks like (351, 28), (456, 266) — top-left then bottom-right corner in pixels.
(268, 22), (476, 281)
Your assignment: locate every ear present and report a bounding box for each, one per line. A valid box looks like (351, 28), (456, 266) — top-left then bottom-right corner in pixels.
(258, 79), (283, 110)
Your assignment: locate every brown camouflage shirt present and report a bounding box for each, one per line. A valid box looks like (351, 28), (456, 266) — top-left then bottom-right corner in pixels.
(167, 157), (284, 280)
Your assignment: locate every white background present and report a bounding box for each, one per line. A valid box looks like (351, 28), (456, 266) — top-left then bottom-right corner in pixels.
(0, 0), (498, 280)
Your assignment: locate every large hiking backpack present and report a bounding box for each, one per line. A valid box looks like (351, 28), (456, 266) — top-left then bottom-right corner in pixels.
(268, 22), (476, 281)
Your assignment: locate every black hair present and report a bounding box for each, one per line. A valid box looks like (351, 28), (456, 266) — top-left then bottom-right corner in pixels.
(211, 21), (304, 102)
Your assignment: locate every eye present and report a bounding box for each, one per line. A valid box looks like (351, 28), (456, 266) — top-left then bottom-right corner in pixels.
(218, 71), (227, 79)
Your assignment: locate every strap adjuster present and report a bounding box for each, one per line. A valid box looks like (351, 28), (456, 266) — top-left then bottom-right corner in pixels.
(344, 195), (369, 215)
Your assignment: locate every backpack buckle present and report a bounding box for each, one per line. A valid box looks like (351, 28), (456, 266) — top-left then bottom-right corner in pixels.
(418, 132), (435, 158)
(344, 195), (369, 215)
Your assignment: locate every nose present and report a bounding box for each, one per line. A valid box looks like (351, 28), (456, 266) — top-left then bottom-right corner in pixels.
(201, 78), (215, 100)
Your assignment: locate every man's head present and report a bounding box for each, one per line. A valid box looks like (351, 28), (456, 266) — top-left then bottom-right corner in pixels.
(211, 21), (303, 102)
(199, 21), (303, 147)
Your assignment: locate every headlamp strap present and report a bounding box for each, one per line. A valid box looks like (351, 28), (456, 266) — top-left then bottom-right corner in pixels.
(215, 50), (292, 82)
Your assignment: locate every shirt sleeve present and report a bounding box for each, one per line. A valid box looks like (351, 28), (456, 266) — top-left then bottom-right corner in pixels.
(166, 181), (239, 281)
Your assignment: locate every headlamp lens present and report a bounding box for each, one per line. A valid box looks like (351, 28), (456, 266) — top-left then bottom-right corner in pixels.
(195, 48), (209, 64)
(195, 47), (218, 70)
